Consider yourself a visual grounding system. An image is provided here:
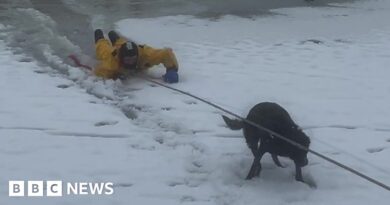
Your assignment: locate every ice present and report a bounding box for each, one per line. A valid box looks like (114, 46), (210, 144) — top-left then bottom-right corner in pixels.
(1, 0), (390, 204)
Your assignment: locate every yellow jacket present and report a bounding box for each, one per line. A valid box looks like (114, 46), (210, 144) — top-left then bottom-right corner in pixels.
(95, 37), (178, 79)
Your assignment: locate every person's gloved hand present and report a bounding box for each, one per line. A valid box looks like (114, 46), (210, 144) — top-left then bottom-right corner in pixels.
(163, 70), (179, 83)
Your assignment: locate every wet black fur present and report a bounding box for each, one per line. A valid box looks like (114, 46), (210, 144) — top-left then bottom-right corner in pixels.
(222, 102), (311, 182)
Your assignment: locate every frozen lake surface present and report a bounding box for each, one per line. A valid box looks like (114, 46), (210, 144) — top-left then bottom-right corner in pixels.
(0, 0), (389, 204)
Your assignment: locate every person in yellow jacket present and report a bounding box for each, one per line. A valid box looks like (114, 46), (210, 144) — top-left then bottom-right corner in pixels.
(94, 29), (179, 83)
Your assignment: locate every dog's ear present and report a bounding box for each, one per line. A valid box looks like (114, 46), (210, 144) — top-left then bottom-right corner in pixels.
(222, 115), (243, 130)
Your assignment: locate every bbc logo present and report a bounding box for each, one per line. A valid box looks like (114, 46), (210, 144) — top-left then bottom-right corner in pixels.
(9, 181), (62, 197)
(9, 180), (114, 197)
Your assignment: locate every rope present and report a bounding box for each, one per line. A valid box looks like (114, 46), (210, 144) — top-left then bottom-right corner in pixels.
(68, 55), (389, 191)
(68, 55), (93, 71)
(140, 76), (390, 191)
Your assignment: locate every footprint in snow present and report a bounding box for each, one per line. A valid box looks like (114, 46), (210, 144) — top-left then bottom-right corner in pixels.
(34, 70), (47, 74)
(57, 84), (71, 89)
(154, 136), (164, 144)
(300, 39), (324, 45)
(366, 147), (386, 153)
(124, 104), (147, 112)
(334, 39), (353, 44)
(161, 107), (174, 111)
(167, 181), (186, 187)
(120, 107), (138, 120)
(184, 100), (197, 105)
(191, 129), (213, 134)
(94, 121), (118, 127)
(387, 139), (390, 142)
(168, 179), (202, 188)
(186, 160), (210, 175)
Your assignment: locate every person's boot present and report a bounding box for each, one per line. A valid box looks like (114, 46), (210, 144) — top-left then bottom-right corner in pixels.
(94, 29), (104, 43)
(108, 30), (120, 45)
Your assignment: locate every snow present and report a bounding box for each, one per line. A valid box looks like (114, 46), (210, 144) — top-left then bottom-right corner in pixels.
(1, 0), (390, 204)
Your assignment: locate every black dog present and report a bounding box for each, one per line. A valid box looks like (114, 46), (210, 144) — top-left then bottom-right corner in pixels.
(222, 102), (310, 182)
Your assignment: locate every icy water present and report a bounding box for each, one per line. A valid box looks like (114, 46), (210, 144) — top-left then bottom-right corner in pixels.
(61, 0), (356, 18)
(0, 0), (356, 60)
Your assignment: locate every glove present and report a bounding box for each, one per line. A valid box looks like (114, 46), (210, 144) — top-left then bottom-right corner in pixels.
(163, 70), (179, 83)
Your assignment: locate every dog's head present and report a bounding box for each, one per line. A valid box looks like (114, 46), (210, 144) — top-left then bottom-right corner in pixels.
(291, 127), (311, 167)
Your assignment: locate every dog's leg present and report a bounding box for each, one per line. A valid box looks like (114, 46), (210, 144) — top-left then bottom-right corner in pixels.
(246, 146), (265, 180)
(253, 146), (266, 177)
(246, 146), (261, 180)
(246, 147), (259, 180)
(271, 154), (284, 168)
(246, 160), (259, 180)
(294, 162), (304, 182)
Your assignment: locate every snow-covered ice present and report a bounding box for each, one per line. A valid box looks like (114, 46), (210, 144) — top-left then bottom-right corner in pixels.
(1, 0), (390, 204)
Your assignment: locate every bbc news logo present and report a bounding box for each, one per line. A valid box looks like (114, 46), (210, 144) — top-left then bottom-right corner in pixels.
(9, 181), (114, 197)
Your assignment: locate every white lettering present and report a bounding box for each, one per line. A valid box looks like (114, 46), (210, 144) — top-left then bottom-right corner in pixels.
(9, 181), (24, 197)
(79, 182), (88, 195)
(66, 183), (78, 195)
(47, 181), (62, 197)
(27, 181), (43, 196)
(89, 183), (105, 195)
(104, 183), (114, 195)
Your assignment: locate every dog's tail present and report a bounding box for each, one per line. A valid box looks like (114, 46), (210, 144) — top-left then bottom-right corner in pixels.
(222, 115), (244, 130)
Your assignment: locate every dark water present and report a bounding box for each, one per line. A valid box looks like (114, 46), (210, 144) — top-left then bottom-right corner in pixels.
(62, 0), (357, 18)
(0, 0), (357, 65)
